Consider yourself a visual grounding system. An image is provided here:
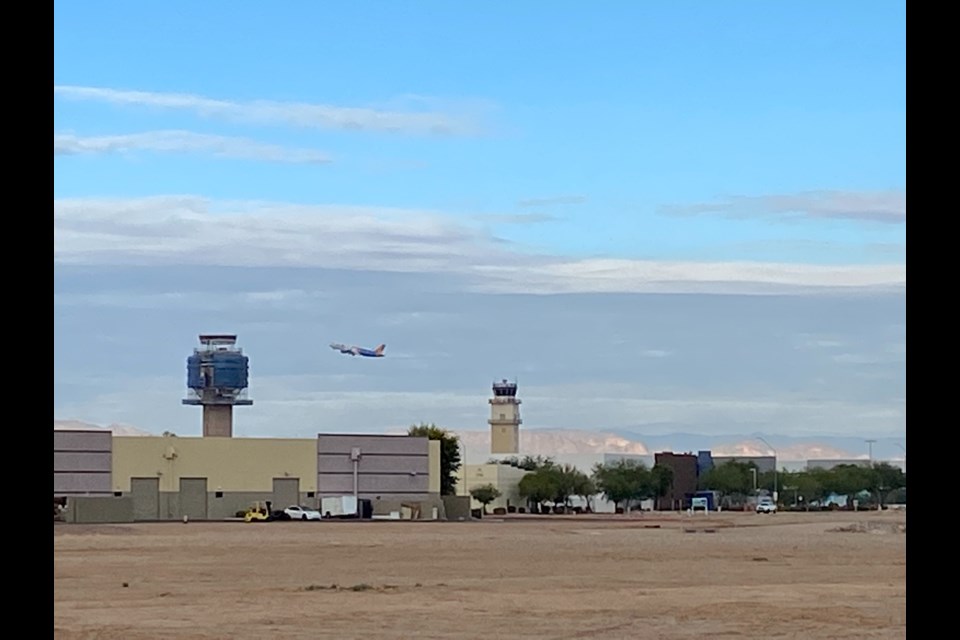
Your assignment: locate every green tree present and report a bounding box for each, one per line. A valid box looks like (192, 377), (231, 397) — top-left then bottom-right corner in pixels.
(551, 464), (584, 507)
(470, 484), (502, 513)
(518, 468), (559, 512)
(592, 459), (650, 512)
(407, 423), (461, 496)
(570, 469), (597, 511)
(871, 462), (906, 506)
(827, 464), (876, 497)
(698, 461), (756, 497)
(651, 464), (674, 500)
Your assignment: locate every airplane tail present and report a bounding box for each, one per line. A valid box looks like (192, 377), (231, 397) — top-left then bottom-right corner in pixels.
(375, 344), (386, 355)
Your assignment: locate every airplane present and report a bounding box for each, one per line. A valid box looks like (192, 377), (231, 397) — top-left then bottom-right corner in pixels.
(329, 342), (386, 358)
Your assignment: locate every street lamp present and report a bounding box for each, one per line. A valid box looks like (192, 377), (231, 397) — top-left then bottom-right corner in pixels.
(753, 434), (778, 503)
(459, 438), (468, 496)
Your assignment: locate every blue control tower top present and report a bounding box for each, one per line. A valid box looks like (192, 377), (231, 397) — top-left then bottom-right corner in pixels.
(182, 334), (253, 406)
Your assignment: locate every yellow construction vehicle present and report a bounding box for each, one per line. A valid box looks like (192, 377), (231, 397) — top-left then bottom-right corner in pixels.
(243, 501), (270, 522)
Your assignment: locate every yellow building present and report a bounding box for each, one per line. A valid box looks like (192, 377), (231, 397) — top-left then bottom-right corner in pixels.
(457, 463), (531, 512)
(84, 433), (443, 521)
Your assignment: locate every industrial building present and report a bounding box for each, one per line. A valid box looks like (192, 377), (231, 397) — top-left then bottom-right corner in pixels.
(653, 452), (699, 510)
(55, 334), (444, 523)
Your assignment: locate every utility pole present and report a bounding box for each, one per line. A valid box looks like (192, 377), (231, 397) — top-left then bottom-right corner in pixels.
(754, 434), (779, 503)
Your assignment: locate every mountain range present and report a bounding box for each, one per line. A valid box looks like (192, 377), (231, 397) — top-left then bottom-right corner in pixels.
(55, 420), (905, 467)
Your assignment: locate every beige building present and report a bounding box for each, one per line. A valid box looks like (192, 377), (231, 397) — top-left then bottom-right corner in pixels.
(57, 431), (442, 522)
(457, 463), (531, 512)
(112, 435), (319, 520)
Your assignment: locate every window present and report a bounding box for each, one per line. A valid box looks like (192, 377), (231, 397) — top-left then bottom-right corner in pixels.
(215, 491), (223, 498)
(307, 491), (315, 498)
(113, 491), (122, 497)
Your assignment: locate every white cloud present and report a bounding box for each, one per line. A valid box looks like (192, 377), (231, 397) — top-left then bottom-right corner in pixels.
(54, 130), (332, 164)
(659, 190), (906, 224)
(54, 85), (482, 136)
(470, 259), (905, 295)
(53, 195), (906, 295)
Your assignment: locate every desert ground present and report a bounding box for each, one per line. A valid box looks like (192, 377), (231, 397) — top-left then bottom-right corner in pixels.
(54, 510), (906, 639)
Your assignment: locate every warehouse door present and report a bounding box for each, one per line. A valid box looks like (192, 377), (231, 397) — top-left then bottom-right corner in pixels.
(131, 477), (160, 521)
(179, 477), (208, 520)
(273, 477), (300, 510)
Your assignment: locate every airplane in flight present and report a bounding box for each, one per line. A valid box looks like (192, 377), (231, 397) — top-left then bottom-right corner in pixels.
(329, 342), (386, 358)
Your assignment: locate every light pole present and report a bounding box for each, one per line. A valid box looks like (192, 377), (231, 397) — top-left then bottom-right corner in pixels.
(459, 437), (468, 497)
(750, 468), (757, 494)
(753, 434), (778, 503)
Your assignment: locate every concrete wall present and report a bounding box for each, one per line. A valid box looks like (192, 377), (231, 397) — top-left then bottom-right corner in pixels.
(112, 435), (318, 493)
(442, 496), (472, 521)
(133, 490), (318, 521)
(54, 430), (112, 497)
(370, 495), (447, 520)
(317, 434), (432, 498)
(63, 496), (134, 523)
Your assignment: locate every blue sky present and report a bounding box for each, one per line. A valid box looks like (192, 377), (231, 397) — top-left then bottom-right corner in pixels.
(54, 2), (906, 448)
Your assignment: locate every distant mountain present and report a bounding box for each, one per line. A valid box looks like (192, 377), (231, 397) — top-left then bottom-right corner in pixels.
(54, 419), (155, 436)
(451, 428), (649, 459)
(447, 427), (903, 465)
(52, 419), (904, 466)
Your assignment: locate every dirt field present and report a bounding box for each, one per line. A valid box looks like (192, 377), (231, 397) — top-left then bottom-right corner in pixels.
(54, 510), (906, 639)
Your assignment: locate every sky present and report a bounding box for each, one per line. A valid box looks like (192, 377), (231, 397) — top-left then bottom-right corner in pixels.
(54, 1), (906, 443)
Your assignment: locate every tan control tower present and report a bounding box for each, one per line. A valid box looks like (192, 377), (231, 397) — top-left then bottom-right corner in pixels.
(489, 379), (521, 454)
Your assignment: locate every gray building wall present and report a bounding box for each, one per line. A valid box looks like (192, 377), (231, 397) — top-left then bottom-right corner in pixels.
(317, 434), (430, 498)
(54, 430), (113, 497)
(63, 496), (134, 523)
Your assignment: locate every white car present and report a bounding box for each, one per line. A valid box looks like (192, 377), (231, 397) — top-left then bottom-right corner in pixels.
(756, 498), (778, 514)
(284, 505), (323, 521)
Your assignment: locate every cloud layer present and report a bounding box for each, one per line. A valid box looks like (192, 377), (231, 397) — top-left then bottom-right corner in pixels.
(54, 195), (906, 295)
(54, 130), (332, 164)
(54, 85), (482, 136)
(660, 190), (906, 224)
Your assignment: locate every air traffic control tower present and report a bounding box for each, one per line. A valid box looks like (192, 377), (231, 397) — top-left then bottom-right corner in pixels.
(489, 379), (521, 454)
(182, 334), (252, 437)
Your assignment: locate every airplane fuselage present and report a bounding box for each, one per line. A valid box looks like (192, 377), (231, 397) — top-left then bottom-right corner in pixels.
(330, 343), (385, 357)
